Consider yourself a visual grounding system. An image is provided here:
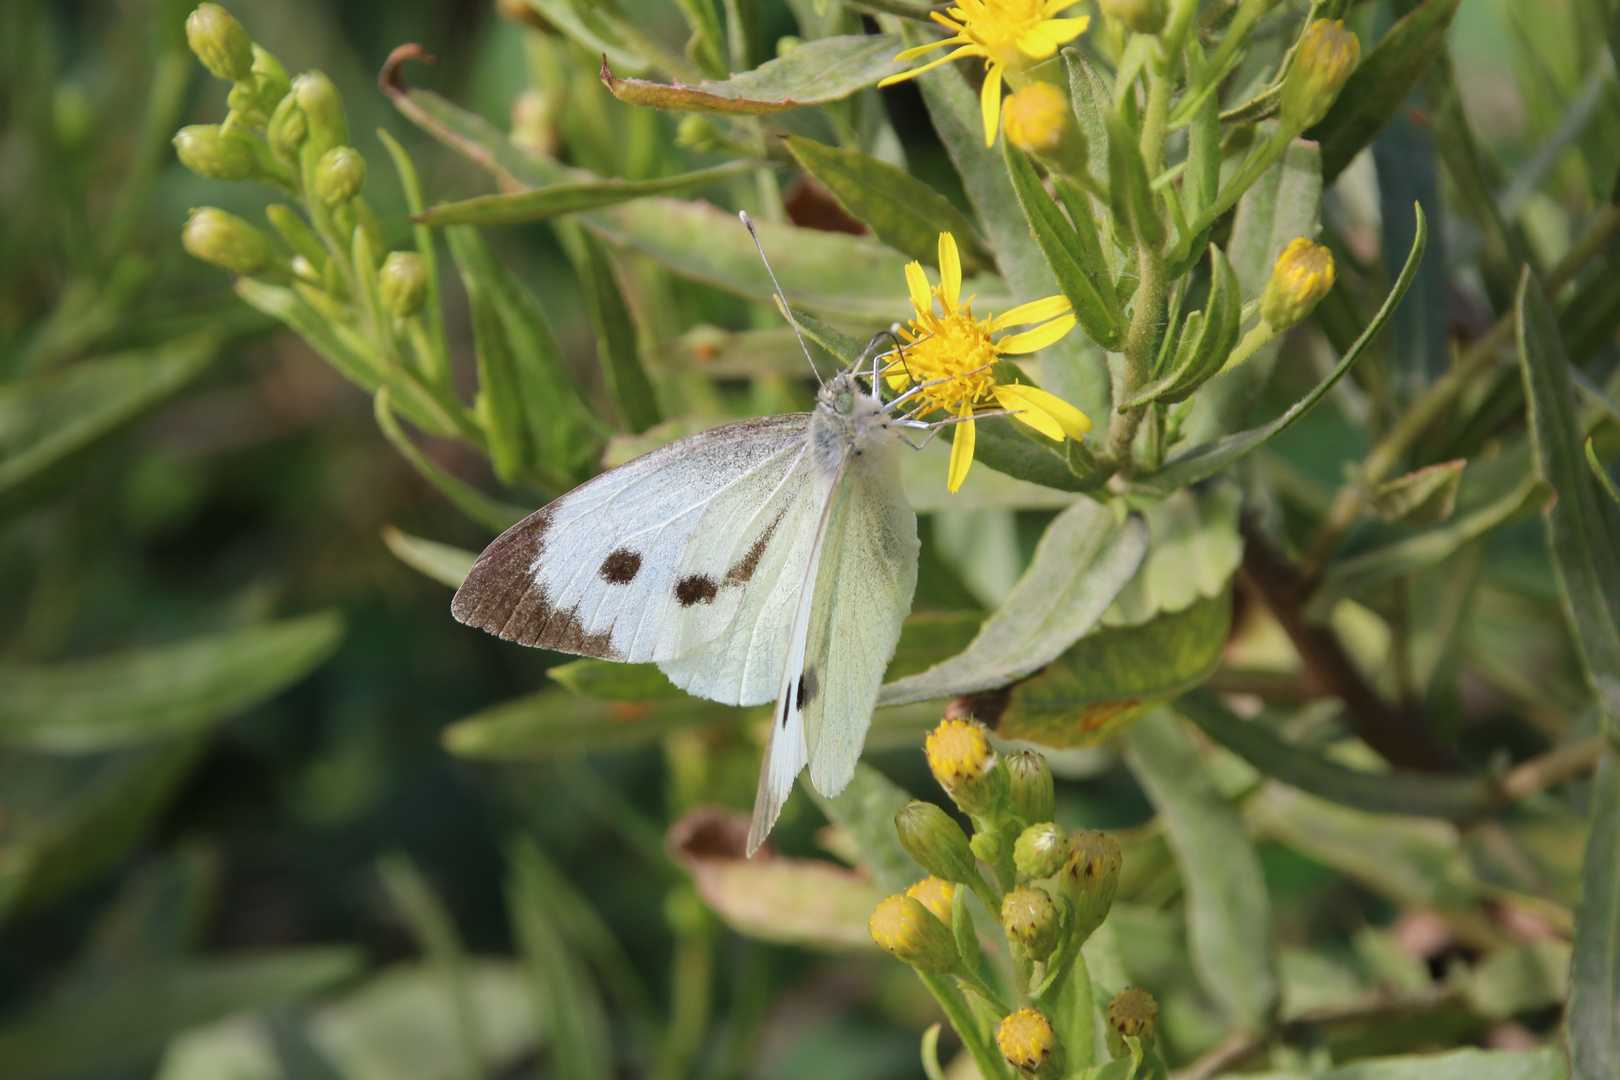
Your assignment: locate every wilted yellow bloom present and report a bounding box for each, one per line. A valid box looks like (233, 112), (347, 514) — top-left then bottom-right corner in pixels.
(997, 1008), (1063, 1078)
(905, 875), (958, 924)
(869, 894), (959, 972)
(1260, 238), (1336, 331)
(1281, 19), (1360, 130)
(891, 232), (1090, 492)
(879, 1), (1091, 145)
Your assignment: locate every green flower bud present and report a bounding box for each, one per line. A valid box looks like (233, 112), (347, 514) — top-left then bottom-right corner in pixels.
(379, 251), (428, 317)
(1260, 237), (1336, 331)
(1058, 829), (1120, 946)
(292, 71), (348, 158)
(926, 718), (1009, 819)
(1099, 0), (1166, 34)
(676, 113), (723, 152)
(1281, 19), (1360, 131)
(969, 829), (1003, 865)
(1001, 886), (1061, 961)
(267, 93), (307, 162)
(314, 146), (365, 207)
(1005, 749), (1055, 825)
(173, 124), (257, 181)
(182, 206), (273, 275)
(997, 1008), (1064, 1080)
(226, 45), (291, 127)
(905, 875), (957, 925)
(186, 3), (253, 82)
(1014, 822), (1068, 881)
(869, 894), (959, 973)
(895, 800), (980, 887)
(1105, 987), (1158, 1062)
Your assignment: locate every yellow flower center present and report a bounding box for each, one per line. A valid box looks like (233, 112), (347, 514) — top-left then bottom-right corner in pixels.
(925, 718), (996, 786)
(896, 296), (1002, 415)
(949, 0), (1057, 65)
(996, 1008), (1057, 1070)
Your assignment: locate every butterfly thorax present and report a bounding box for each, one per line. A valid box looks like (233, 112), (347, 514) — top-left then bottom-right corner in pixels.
(810, 371), (900, 477)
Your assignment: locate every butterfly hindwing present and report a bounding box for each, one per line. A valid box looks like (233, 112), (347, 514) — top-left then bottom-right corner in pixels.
(451, 414), (812, 662)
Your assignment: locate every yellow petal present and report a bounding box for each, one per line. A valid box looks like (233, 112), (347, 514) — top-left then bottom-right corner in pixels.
(947, 410), (976, 492)
(988, 294), (1072, 330)
(877, 43), (981, 88)
(1017, 18), (1090, 59)
(905, 261), (932, 313)
(938, 233), (961, 310)
(995, 313), (1077, 354)
(993, 385), (1065, 440)
(996, 383), (1092, 438)
(980, 63), (1004, 147)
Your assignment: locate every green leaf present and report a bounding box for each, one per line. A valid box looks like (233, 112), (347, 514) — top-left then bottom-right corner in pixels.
(649, 324), (836, 379)
(416, 161), (758, 227)
(1001, 140), (1125, 350)
(958, 416), (1095, 493)
(1309, 0), (1463, 182)
(1135, 203), (1426, 495)
(577, 233), (660, 434)
(1104, 108), (1165, 250)
(381, 526), (478, 589)
(374, 389), (528, 533)
(784, 135), (993, 275)
(1175, 689), (1498, 821)
(0, 332), (218, 519)
(600, 35), (905, 114)
(1590, 438), (1620, 506)
(1570, 750), (1620, 1080)
(1516, 270), (1620, 725)
(1180, 138), (1322, 442)
(1312, 1046), (1567, 1080)
(1126, 710), (1279, 1030)
(811, 763), (921, 894)
(878, 499), (1148, 705)
(548, 659), (683, 700)
(0, 613), (344, 752)
(0, 950), (363, 1080)
(524, 0), (659, 76)
(1306, 466), (1546, 619)
(505, 838), (615, 1080)
(1369, 458), (1469, 524)
(997, 590), (1231, 749)
(784, 305), (866, 368)
(442, 688), (743, 760)
(1104, 486), (1242, 626)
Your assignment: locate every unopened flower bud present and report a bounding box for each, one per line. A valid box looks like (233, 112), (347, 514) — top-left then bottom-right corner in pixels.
(1003, 82), (1088, 176)
(227, 45), (291, 127)
(1281, 19), (1360, 130)
(186, 4), (253, 82)
(676, 113), (724, 152)
(1005, 750), (1055, 825)
(905, 875), (957, 925)
(314, 146), (365, 207)
(1001, 886), (1061, 961)
(1100, 0), (1167, 35)
(182, 206), (273, 275)
(267, 93), (307, 161)
(1014, 822), (1068, 880)
(173, 124), (257, 181)
(895, 800), (979, 887)
(1260, 237), (1335, 331)
(997, 1008), (1063, 1079)
(869, 894), (959, 973)
(1059, 829), (1120, 944)
(970, 829), (1003, 865)
(379, 251), (428, 317)
(926, 718), (1008, 819)
(1106, 987), (1158, 1061)
(292, 71), (348, 158)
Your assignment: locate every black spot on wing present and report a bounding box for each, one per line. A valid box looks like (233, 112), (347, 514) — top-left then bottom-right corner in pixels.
(723, 517), (780, 587)
(599, 548), (642, 584)
(675, 574), (718, 606)
(797, 669), (818, 710)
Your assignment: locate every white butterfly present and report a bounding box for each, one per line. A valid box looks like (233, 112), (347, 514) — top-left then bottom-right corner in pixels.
(452, 216), (978, 852)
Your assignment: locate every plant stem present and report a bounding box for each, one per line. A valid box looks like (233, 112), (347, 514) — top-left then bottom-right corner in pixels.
(918, 971), (1015, 1080)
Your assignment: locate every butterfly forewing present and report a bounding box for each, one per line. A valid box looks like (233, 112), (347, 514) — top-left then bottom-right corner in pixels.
(451, 414), (812, 662)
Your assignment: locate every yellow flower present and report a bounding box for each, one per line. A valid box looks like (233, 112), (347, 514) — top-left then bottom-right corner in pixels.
(905, 875), (958, 924)
(878, 1), (1090, 146)
(890, 233), (1091, 492)
(996, 1008), (1062, 1078)
(1260, 237), (1336, 331)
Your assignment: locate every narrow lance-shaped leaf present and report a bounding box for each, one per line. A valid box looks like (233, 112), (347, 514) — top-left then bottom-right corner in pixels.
(784, 135), (993, 275)
(579, 235), (660, 434)
(1126, 710), (1279, 1030)
(1516, 269), (1620, 725)
(879, 499), (1148, 705)
(450, 226), (533, 483)
(600, 35), (906, 114)
(381, 526), (478, 589)
(415, 160), (760, 227)
(1571, 751), (1620, 1080)
(1135, 203), (1426, 495)
(374, 389), (529, 533)
(1309, 0), (1462, 182)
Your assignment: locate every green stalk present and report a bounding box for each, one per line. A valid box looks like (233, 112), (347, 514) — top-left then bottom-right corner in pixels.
(918, 971), (1016, 1080)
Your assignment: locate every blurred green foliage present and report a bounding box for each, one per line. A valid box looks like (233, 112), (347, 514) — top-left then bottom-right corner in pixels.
(3, 0), (1620, 1078)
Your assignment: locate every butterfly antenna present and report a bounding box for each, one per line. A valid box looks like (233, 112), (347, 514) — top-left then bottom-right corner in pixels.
(740, 211), (824, 387)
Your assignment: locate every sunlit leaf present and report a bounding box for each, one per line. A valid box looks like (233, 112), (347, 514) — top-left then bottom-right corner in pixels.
(600, 36), (905, 115)
(812, 764), (922, 895)
(1570, 751), (1620, 1080)
(381, 527), (478, 589)
(415, 161), (758, 226)
(442, 688), (744, 760)
(1104, 487), (1241, 627)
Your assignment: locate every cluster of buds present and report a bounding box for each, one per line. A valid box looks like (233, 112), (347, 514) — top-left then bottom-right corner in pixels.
(870, 719), (1131, 1078)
